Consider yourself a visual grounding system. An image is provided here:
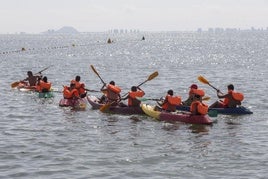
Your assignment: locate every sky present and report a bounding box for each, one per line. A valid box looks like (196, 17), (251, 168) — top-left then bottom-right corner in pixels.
(0, 0), (267, 33)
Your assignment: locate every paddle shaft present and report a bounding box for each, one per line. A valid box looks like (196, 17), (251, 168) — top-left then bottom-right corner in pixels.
(34, 65), (52, 75)
(90, 65), (106, 85)
(208, 84), (224, 95)
(85, 88), (100, 93)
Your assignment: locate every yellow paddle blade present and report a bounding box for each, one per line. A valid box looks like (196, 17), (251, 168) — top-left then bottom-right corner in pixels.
(100, 103), (111, 112)
(202, 96), (210, 101)
(11, 81), (20, 88)
(198, 75), (209, 85)
(148, 71), (158, 81)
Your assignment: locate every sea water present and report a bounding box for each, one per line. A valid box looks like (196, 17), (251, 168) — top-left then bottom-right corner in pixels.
(0, 31), (267, 178)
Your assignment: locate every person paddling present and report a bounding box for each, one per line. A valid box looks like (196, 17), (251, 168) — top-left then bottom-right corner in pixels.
(21, 71), (42, 87)
(156, 89), (182, 112)
(71, 75), (87, 98)
(100, 81), (122, 106)
(121, 86), (145, 107)
(209, 84), (244, 108)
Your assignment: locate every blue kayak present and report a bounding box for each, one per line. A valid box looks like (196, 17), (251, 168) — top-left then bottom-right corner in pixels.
(176, 105), (253, 115)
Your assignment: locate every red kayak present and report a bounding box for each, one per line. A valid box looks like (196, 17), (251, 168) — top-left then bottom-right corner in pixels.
(87, 96), (144, 115)
(141, 104), (213, 125)
(59, 98), (87, 110)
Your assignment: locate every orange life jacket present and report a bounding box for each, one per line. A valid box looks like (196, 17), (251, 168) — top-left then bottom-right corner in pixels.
(106, 84), (121, 101)
(191, 89), (205, 97)
(63, 86), (79, 99)
(231, 91), (244, 101)
(223, 90), (244, 105)
(37, 80), (51, 92)
(190, 101), (208, 115)
(128, 90), (145, 106)
(71, 80), (86, 95)
(162, 95), (182, 111)
(107, 84), (121, 94)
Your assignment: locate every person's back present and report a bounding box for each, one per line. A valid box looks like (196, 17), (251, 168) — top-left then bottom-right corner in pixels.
(63, 83), (79, 99)
(127, 86), (145, 107)
(223, 90), (243, 108)
(71, 75), (87, 98)
(210, 84), (243, 108)
(183, 84), (198, 106)
(25, 71), (40, 86)
(38, 76), (51, 92)
(101, 81), (121, 105)
(161, 90), (182, 112)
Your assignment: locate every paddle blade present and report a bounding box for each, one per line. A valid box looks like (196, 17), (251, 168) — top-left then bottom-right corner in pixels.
(100, 103), (111, 112)
(90, 65), (98, 76)
(202, 96), (210, 101)
(208, 110), (218, 117)
(148, 71), (158, 81)
(198, 75), (209, 85)
(11, 81), (20, 88)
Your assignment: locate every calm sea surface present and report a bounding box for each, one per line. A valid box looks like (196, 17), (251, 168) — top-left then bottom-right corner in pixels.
(0, 32), (267, 178)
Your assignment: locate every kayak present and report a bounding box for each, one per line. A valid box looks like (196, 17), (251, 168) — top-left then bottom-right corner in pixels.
(14, 82), (36, 92)
(141, 104), (213, 125)
(87, 96), (145, 115)
(176, 105), (253, 115)
(59, 98), (87, 110)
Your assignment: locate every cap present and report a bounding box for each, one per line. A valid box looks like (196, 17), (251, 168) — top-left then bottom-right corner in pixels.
(189, 84), (198, 89)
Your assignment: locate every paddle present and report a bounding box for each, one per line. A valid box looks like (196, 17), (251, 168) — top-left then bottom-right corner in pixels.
(100, 71), (159, 112)
(85, 88), (101, 93)
(137, 96), (210, 104)
(202, 96), (210, 101)
(197, 75), (224, 95)
(136, 97), (161, 102)
(208, 109), (218, 117)
(90, 65), (106, 85)
(11, 65), (52, 88)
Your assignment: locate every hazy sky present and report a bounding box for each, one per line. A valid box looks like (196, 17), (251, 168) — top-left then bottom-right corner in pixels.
(1, 0), (267, 33)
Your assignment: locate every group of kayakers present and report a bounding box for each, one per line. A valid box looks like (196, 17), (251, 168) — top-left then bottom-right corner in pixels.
(16, 70), (245, 116)
(157, 83), (244, 115)
(154, 84), (208, 115)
